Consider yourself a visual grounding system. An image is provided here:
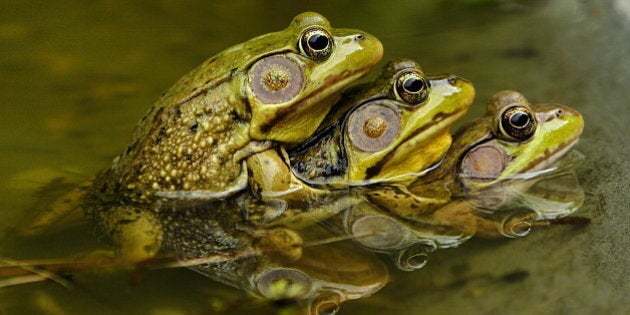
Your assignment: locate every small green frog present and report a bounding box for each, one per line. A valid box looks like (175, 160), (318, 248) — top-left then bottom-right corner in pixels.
(345, 90), (584, 267)
(82, 12), (383, 261)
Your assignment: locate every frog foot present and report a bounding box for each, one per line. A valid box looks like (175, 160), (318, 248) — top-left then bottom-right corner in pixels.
(98, 206), (164, 263)
(254, 228), (303, 263)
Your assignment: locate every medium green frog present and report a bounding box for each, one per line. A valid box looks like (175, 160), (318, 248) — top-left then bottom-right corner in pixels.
(345, 90), (584, 268)
(289, 58), (475, 187)
(82, 12), (383, 261)
(243, 59), (475, 227)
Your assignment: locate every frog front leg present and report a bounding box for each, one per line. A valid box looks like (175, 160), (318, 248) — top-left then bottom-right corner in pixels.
(92, 205), (163, 262)
(245, 148), (347, 228)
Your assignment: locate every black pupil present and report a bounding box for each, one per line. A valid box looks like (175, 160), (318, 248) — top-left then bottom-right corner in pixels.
(510, 111), (530, 128)
(403, 76), (424, 93)
(308, 33), (329, 50)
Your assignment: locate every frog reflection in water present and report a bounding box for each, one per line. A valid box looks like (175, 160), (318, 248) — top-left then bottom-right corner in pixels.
(162, 205), (389, 315)
(344, 91), (584, 269)
(244, 59), (475, 227)
(81, 12), (383, 262)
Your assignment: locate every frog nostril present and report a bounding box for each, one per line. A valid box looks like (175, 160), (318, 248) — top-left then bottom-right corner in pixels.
(556, 109), (563, 117)
(355, 34), (364, 41)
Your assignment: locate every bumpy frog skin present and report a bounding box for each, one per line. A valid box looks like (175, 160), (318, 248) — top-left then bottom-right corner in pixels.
(288, 59), (475, 187)
(93, 12), (382, 203)
(82, 12), (383, 261)
(356, 90), (584, 260)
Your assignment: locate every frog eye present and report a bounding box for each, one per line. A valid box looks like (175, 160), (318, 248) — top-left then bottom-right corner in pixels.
(499, 105), (537, 141)
(248, 55), (305, 104)
(299, 27), (334, 61)
(256, 269), (312, 300)
(347, 102), (401, 152)
(394, 70), (429, 105)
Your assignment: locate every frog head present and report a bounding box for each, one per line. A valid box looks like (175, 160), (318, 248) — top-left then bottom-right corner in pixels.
(455, 90), (584, 191)
(240, 12), (384, 143)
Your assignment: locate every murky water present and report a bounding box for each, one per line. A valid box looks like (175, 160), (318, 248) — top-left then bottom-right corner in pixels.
(1, 0), (628, 314)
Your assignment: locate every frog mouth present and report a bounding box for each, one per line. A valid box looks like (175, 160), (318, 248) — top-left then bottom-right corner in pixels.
(496, 136), (582, 182)
(522, 137), (582, 177)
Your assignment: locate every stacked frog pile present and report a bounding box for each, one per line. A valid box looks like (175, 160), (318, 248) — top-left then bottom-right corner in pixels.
(72, 12), (584, 314)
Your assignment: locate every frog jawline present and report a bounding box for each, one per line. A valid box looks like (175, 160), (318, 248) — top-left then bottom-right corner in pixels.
(461, 137), (581, 182)
(510, 136), (580, 180)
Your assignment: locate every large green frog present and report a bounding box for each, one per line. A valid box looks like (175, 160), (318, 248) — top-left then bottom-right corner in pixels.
(81, 12), (383, 261)
(95, 12), (382, 201)
(344, 90), (584, 268)
(242, 59), (475, 227)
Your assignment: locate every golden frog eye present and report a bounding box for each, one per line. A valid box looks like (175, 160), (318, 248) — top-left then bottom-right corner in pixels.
(299, 26), (334, 61)
(394, 70), (429, 105)
(347, 102), (401, 152)
(499, 105), (537, 141)
(248, 55), (305, 104)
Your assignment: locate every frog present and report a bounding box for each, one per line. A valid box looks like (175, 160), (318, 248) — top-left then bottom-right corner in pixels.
(79, 12), (383, 262)
(288, 58), (475, 187)
(241, 59), (475, 228)
(343, 90), (584, 268)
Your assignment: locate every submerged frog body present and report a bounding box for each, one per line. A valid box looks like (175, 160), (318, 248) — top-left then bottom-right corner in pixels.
(344, 91), (584, 268)
(82, 12), (383, 261)
(160, 204), (388, 314)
